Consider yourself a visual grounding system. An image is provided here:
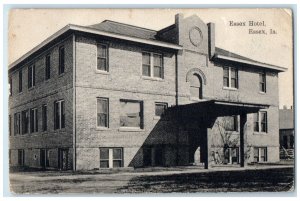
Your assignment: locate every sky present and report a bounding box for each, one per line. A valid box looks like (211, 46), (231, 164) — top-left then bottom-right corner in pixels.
(8, 8), (294, 108)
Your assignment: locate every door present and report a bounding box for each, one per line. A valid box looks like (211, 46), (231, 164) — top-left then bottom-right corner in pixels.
(40, 149), (46, 168)
(58, 149), (68, 170)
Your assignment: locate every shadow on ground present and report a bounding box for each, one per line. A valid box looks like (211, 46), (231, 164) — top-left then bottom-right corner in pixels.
(118, 168), (294, 193)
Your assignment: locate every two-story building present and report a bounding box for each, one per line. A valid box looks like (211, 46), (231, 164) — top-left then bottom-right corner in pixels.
(8, 14), (287, 170)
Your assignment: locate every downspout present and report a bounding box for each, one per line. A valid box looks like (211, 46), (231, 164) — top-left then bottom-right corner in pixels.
(72, 34), (77, 171)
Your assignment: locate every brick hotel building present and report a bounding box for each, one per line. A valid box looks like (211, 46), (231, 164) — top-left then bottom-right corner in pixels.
(8, 14), (286, 170)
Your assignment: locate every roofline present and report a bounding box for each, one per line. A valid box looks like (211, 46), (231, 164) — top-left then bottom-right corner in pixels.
(214, 54), (288, 72)
(9, 24), (182, 70)
(101, 20), (157, 32)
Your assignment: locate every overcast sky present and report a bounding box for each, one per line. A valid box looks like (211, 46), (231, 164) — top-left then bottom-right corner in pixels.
(8, 8), (293, 108)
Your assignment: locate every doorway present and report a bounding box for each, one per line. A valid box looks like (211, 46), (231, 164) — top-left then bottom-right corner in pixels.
(58, 148), (69, 170)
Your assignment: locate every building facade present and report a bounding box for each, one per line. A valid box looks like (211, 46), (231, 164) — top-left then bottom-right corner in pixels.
(8, 14), (286, 170)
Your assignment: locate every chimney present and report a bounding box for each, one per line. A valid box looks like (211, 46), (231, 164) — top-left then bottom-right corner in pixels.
(175, 13), (184, 45)
(207, 23), (215, 59)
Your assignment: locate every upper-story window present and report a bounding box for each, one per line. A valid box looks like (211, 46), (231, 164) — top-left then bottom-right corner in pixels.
(21, 110), (29, 135)
(42, 104), (48, 131)
(259, 72), (266, 93)
(59, 46), (65, 75)
(14, 112), (21, 135)
(253, 111), (268, 133)
(223, 67), (238, 89)
(54, 100), (65, 130)
(19, 70), (22, 93)
(97, 98), (109, 128)
(120, 100), (143, 129)
(45, 54), (51, 80)
(30, 108), (38, 133)
(97, 44), (108, 71)
(142, 52), (163, 79)
(9, 77), (12, 96)
(28, 64), (35, 89)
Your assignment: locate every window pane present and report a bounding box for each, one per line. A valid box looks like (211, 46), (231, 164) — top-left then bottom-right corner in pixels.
(113, 160), (122, 168)
(231, 78), (237, 88)
(223, 77), (229, 87)
(100, 161), (109, 168)
(142, 65), (151, 76)
(97, 99), (108, 113)
(113, 149), (122, 159)
(142, 53), (150, 65)
(97, 45), (107, 57)
(61, 101), (65, 129)
(231, 68), (236, 78)
(223, 67), (229, 77)
(97, 114), (107, 127)
(97, 58), (107, 71)
(153, 66), (162, 78)
(155, 103), (167, 116)
(153, 54), (162, 67)
(100, 148), (109, 159)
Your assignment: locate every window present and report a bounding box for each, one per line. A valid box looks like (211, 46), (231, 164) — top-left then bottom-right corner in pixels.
(19, 70), (22, 93)
(18, 149), (25, 166)
(54, 100), (65, 129)
(100, 148), (123, 168)
(120, 100), (143, 128)
(142, 52), (163, 78)
(45, 54), (51, 80)
(223, 67), (238, 88)
(190, 74), (202, 99)
(97, 44), (108, 71)
(97, 98), (109, 127)
(155, 102), (168, 117)
(9, 77), (12, 96)
(28, 64), (35, 88)
(254, 147), (267, 162)
(40, 149), (49, 168)
(21, 110), (29, 135)
(30, 108), (38, 133)
(59, 46), (65, 74)
(259, 72), (266, 92)
(14, 113), (21, 135)
(224, 147), (239, 164)
(224, 115), (238, 131)
(42, 105), (47, 131)
(253, 111), (267, 133)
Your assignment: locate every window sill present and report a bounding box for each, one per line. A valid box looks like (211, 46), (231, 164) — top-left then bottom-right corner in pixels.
(258, 91), (266, 95)
(95, 70), (109, 75)
(253, 132), (268, 135)
(141, 76), (164, 82)
(58, 73), (65, 78)
(95, 127), (110, 131)
(118, 127), (144, 132)
(223, 87), (238, 91)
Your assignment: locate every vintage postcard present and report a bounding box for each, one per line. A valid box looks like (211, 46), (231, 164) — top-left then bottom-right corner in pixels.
(7, 8), (294, 194)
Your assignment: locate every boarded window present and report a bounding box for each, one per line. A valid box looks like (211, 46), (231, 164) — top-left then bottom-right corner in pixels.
(97, 98), (108, 127)
(120, 100), (143, 128)
(97, 44), (108, 71)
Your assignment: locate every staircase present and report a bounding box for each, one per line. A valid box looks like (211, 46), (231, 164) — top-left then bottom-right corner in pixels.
(280, 147), (294, 159)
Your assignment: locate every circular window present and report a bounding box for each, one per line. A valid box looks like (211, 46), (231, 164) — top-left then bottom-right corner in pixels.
(189, 27), (203, 47)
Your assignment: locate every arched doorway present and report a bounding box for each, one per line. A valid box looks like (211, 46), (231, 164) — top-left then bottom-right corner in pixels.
(189, 74), (202, 99)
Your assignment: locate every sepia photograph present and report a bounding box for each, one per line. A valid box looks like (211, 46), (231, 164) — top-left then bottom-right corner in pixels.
(6, 8), (294, 194)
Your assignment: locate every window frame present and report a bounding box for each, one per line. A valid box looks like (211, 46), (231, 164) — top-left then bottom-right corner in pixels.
(253, 111), (268, 133)
(30, 108), (38, 133)
(253, 147), (267, 162)
(19, 70), (22, 93)
(59, 46), (65, 75)
(42, 104), (48, 132)
(99, 147), (123, 169)
(155, 102), (168, 117)
(119, 99), (144, 129)
(96, 97), (109, 128)
(28, 64), (35, 89)
(142, 51), (163, 79)
(21, 109), (29, 135)
(259, 71), (266, 93)
(96, 43), (109, 72)
(54, 100), (65, 130)
(223, 66), (238, 89)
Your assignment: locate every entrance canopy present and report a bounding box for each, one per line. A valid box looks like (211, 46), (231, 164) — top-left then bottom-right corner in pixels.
(175, 99), (269, 121)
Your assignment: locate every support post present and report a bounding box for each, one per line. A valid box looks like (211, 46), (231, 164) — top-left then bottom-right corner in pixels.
(204, 127), (212, 169)
(240, 113), (247, 167)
